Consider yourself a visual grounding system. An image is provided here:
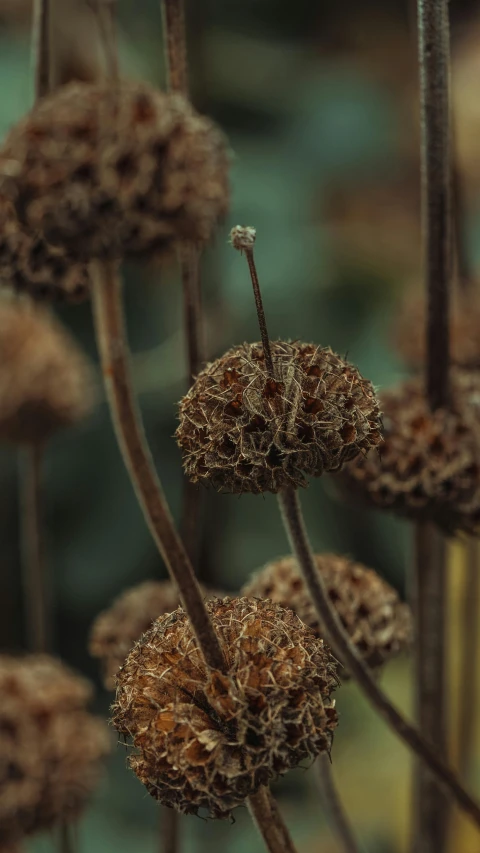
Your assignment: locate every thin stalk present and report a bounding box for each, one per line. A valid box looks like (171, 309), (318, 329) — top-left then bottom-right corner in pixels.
(161, 0), (188, 95)
(162, 809), (178, 853)
(245, 246), (274, 377)
(32, 0), (51, 99)
(59, 822), (75, 853)
(90, 260), (225, 672)
(277, 486), (480, 830)
(411, 522), (449, 852)
(458, 538), (480, 781)
(247, 787), (297, 853)
(416, 1), (452, 849)
(19, 444), (48, 653)
(315, 754), (361, 853)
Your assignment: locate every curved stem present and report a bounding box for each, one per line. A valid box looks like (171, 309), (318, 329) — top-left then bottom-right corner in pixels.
(278, 486), (480, 830)
(161, 809), (178, 853)
(19, 444), (49, 653)
(161, 0), (188, 95)
(458, 538), (480, 781)
(247, 787), (297, 853)
(32, 0), (51, 100)
(90, 260), (225, 672)
(315, 754), (361, 853)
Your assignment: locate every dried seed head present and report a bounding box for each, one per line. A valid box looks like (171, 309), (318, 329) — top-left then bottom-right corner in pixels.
(0, 200), (90, 303)
(0, 295), (96, 444)
(90, 580), (225, 690)
(230, 225), (256, 252)
(395, 287), (480, 369)
(337, 371), (480, 535)
(176, 341), (382, 494)
(0, 655), (110, 846)
(112, 597), (339, 818)
(0, 81), (229, 261)
(242, 555), (412, 675)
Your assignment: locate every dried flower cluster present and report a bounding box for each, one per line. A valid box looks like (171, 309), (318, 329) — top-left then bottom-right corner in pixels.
(338, 371), (480, 534)
(242, 554), (412, 673)
(0, 655), (110, 846)
(112, 597), (339, 818)
(0, 199), (90, 303)
(0, 80), (229, 262)
(0, 296), (95, 444)
(395, 288), (480, 369)
(90, 580), (224, 690)
(176, 341), (382, 494)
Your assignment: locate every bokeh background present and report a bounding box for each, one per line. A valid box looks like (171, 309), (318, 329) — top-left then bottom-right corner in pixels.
(1, 0), (480, 850)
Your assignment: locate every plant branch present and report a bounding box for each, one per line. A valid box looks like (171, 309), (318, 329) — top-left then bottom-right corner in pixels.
(19, 444), (49, 653)
(458, 538), (480, 781)
(161, 0), (188, 95)
(315, 754), (361, 853)
(278, 486), (480, 830)
(247, 787), (297, 853)
(32, 0), (51, 100)
(90, 260), (225, 672)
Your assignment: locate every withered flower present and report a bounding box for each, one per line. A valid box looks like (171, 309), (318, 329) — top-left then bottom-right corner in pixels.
(337, 371), (480, 535)
(243, 555), (412, 674)
(112, 597), (339, 818)
(90, 580), (225, 690)
(0, 81), (229, 261)
(176, 341), (382, 494)
(0, 295), (95, 444)
(0, 655), (110, 846)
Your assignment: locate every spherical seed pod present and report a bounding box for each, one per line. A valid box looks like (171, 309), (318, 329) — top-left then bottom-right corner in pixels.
(0, 655), (110, 846)
(337, 371), (480, 535)
(394, 287), (480, 369)
(0, 294), (96, 444)
(90, 580), (226, 690)
(242, 555), (412, 674)
(0, 80), (229, 261)
(112, 597), (339, 818)
(176, 340), (382, 494)
(0, 199), (90, 303)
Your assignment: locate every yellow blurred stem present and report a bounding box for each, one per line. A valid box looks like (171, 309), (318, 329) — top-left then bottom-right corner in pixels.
(458, 538), (480, 781)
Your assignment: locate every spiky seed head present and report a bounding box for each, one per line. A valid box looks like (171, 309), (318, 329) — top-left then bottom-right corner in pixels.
(112, 597), (339, 818)
(230, 225), (256, 252)
(0, 81), (230, 261)
(242, 554), (412, 675)
(0, 655), (110, 846)
(0, 295), (96, 444)
(176, 340), (382, 494)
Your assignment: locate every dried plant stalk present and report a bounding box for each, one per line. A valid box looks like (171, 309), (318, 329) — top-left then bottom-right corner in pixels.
(247, 786), (298, 853)
(19, 444), (49, 652)
(32, 0), (51, 99)
(458, 539), (480, 781)
(315, 755), (361, 853)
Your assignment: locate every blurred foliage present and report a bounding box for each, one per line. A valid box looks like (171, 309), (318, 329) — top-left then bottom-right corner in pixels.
(0, 1), (479, 851)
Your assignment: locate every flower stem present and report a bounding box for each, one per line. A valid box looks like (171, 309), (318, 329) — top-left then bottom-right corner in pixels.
(19, 444), (49, 653)
(247, 787), (297, 853)
(161, 0), (188, 95)
(458, 538), (480, 782)
(315, 754), (361, 853)
(90, 260), (225, 672)
(32, 0), (51, 100)
(278, 486), (480, 830)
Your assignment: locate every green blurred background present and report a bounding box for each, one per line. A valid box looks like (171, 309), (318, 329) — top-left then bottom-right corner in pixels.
(1, 0), (480, 850)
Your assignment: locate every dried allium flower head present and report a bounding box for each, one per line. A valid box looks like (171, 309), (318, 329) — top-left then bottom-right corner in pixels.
(230, 225), (256, 252)
(0, 295), (96, 444)
(176, 341), (382, 494)
(0, 200), (90, 303)
(337, 371), (480, 535)
(242, 555), (412, 674)
(395, 287), (480, 369)
(90, 580), (225, 690)
(0, 80), (229, 261)
(0, 655), (110, 846)
(112, 597), (339, 818)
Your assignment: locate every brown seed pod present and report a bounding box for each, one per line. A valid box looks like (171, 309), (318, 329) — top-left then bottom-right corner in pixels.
(0, 80), (229, 261)
(337, 371), (480, 535)
(242, 554), (412, 674)
(0, 294), (96, 444)
(0, 199), (90, 303)
(0, 655), (110, 846)
(394, 287), (480, 369)
(90, 580), (225, 690)
(176, 340), (382, 494)
(112, 597), (339, 818)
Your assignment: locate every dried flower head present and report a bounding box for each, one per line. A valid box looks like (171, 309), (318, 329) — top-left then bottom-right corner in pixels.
(0, 295), (96, 444)
(112, 597), (339, 818)
(176, 340), (382, 494)
(337, 371), (480, 535)
(90, 580), (225, 690)
(0, 655), (110, 846)
(395, 287), (480, 369)
(0, 80), (229, 261)
(0, 200), (90, 303)
(230, 225), (256, 252)
(242, 555), (412, 674)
